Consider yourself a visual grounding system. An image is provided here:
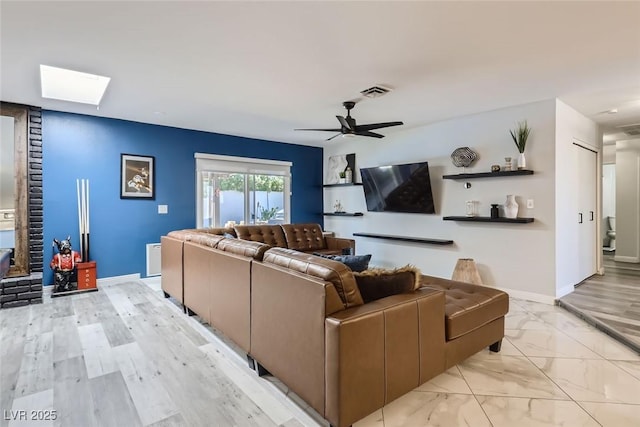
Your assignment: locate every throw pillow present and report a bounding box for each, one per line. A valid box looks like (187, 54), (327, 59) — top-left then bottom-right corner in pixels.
(223, 232), (236, 239)
(353, 265), (421, 303)
(313, 253), (372, 273)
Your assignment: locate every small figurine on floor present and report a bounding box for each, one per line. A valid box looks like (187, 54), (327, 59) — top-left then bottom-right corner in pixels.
(50, 236), (81, 292)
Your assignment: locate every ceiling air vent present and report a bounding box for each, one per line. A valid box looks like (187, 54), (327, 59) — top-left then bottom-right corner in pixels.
(618, 123), (640, 136)
(360, 85), (391, 98)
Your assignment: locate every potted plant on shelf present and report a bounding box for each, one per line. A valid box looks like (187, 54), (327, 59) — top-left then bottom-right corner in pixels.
(338, 171), (346, 184)
(510, 120), (531, 170)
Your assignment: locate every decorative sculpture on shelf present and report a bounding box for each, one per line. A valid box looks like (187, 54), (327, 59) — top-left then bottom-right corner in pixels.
(450, 147), (478, 169)
(50, 236), (81, 292)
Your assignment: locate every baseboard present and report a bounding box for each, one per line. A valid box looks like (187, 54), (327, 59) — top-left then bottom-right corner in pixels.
(614, 255), (640, 263)
(97, 273), (141, 286)
(555, 284), (575, 299)
(140, 275), (162, 285)
(493, 286), (556, 305)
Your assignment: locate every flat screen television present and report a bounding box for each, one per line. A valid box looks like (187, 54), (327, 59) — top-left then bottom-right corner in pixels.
(360, 161), (435, 214)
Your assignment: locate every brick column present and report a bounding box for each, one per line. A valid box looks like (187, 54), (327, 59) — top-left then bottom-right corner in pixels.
(0, 106), (43, 309)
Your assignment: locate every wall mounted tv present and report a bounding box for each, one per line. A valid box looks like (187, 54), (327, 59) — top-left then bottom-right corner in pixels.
(360, 161), (435, 214)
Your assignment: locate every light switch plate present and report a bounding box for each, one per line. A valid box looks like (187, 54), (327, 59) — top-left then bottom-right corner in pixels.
(526, 199), (534, 209)
(158, 204), (168, 214)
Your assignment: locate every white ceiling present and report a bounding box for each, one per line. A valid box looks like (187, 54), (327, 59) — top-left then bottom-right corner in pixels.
(1, 1), (639, 147)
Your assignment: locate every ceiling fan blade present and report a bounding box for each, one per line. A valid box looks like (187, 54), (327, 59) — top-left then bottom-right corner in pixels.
(326, 133), (343, 141)
(336, 115), (352, 130)
(356, 131), (385, 139)
(354, 121), (404, 132)
(295, 127), (342, 132)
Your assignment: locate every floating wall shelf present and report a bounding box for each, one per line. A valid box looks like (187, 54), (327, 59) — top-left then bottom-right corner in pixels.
(323, 182), (363, 188)
(443, 216), (534, 223)
(353, 232), (454, 245)
(323, 212), (364, 217)
(443, 170), (534, 180)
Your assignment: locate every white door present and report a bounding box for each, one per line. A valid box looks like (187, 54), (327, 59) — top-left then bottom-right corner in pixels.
(575, 144), (598, 282)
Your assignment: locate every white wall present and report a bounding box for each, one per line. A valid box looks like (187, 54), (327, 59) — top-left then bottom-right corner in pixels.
(615, 139), (640, 263)
(603, 144), (616, 164)
(602, 164), (616, 219)
(324, 99), (558, 303)
(554, 100), (601, 297)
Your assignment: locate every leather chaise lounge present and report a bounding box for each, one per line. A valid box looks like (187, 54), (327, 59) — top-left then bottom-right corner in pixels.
(160, 224), (509, 427)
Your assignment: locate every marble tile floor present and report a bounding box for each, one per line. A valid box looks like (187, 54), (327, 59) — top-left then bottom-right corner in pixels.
(0, 279), (638, 427)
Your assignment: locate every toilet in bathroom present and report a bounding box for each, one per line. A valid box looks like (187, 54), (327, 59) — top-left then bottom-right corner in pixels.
(605, 216), (616, 251)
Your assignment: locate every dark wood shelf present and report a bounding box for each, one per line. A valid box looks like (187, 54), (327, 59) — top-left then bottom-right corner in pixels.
(353, 232), (453, 245)
(443, 216), (534, 223)
(443, 170), (534, 180)
(323, 212), (364, 217)
(323, 182), (363, 188)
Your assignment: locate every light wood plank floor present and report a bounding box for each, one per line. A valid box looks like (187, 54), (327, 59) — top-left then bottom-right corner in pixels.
(0, 280), (314, 427)
(560, 253), (640, 352)
(3, 277), (640, 426)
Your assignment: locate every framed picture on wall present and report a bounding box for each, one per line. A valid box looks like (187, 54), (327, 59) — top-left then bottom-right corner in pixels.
(120, 154), (155, 199)
(326, 153), (355, 184)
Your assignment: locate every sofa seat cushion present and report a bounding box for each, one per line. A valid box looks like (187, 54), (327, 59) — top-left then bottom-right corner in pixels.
(263, 247), (364, 308)
(281, 223), (326, 252)
(217, 238), (270, 261)
(354, 265), (421, 303)
(420, 277), (509, 340)
(234, 225), (287, 247)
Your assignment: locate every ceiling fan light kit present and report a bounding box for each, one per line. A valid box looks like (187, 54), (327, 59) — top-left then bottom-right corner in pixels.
(295, 101), (403, 141)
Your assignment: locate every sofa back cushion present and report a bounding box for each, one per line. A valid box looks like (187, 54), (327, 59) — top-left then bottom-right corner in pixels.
(234, 225), (287, 247)
(217, 238), (270, 261)
(200, 227), (237, 237)
(281, 223), (326, 252)
(167, 229), (201, 241)
(263, 247), (363, 308)
(187, 233), (225, 248)
(167, 228), (235, 241)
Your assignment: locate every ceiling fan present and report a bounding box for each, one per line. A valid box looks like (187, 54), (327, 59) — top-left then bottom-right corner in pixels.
(295, 101), (403, 141)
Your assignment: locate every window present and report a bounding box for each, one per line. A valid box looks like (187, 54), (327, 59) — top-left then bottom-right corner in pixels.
(195, 154), (291, 228)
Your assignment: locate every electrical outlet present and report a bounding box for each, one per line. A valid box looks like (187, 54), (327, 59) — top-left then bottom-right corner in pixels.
(526, 199), (534, 209)
(158, 204), (168, 214)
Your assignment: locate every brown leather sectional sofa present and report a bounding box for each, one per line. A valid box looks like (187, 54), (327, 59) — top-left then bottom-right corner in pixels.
(160, 224), (508, 427)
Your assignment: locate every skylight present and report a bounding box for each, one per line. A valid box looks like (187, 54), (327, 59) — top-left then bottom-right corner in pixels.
(40, 65), (111, 105)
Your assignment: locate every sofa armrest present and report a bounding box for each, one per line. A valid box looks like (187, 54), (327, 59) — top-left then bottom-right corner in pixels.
(160, 236), (184, 303)
(324, 236), (355, 252)
(325, 288), (446, 427)
(250, 261), (344, 415)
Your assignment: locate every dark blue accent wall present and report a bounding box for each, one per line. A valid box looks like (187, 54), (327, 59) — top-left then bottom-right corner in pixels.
(42, 111), (323, 285)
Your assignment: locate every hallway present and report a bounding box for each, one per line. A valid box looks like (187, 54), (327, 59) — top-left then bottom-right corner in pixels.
(559, 253), (640, 352)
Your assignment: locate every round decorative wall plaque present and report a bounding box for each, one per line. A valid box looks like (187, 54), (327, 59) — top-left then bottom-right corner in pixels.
(451, 147), (478, 168)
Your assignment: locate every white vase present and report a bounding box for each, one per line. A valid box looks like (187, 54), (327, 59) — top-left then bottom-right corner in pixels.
(504, 195), (519, 219)
(517, 152), (526, 170)
(345, 167), (353, 183)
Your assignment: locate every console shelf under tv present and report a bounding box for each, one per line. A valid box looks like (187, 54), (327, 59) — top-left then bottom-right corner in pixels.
(353, 232), (454, 245)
